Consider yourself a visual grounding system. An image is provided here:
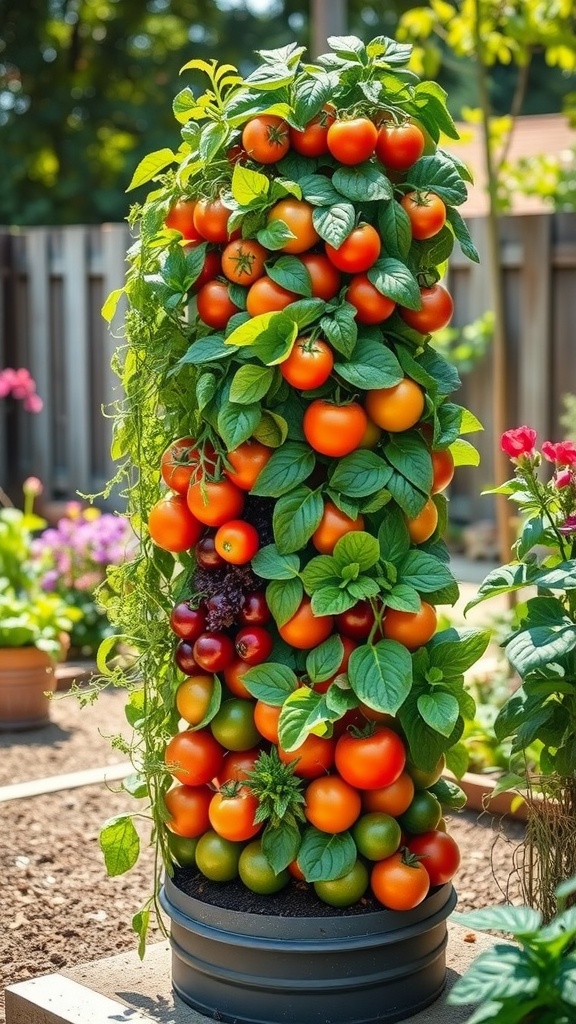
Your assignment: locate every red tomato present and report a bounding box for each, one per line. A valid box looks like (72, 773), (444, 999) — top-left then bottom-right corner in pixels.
(278, 733), (336, 778)
(312, 502), (365, 555)
(190, 249), (222, 293)
(235, 625), (273, 666)
(278, 596), (333, 650)
(299, 252), (341, 301)
(362, 772), (415, 817)
(336, 601), (377, 641)
(253, 700), (281, 743)
(160, 437), (201, 495)
(383, 602), (437, 651)
(325, 224), (381, 274)
(195, 534), (226, 570)
(371, 850), (430, 910)
(170, 602), (207, 641)
(246, 276), (297, 315)
(223, 657), (254, 699)
(327, 118), (378, 165)
(224, 439), (273, 490)
(187, 477), (245, 527)
(165, 199), (202, 241)
(196, 280), (240, 330)
(238, 591), (271, 627)
(399, 284), (454, 333)
(400, 192), (446, 240)
(193, 632), (236, 673)
(148, 494), (203, 552)
(303, 400), (367, 457)
(335, 726), (406, 790)
(242, 115), (290, 164)
(193, 197), (233, 243)
(375, 122), (425, 170)
(209, 786), (262, 842)
(346, 274), (396, 324)
(215, 747), (262, 786)
(164, 729), (225, 786)
(304, 775), (362, 832)
(280, 337), (334, 390)
(268, 199), (320, 254)
(221, 239), (268, 285)
(289, 104), (336, 157)
(408, 830), (461, 887)
(214, 520), (259, 565)
(164, 783), (212, 837)
(431, 449), (455, 493)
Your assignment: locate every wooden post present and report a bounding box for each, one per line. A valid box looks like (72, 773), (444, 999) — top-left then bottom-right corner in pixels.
(310, 0), (347, 57)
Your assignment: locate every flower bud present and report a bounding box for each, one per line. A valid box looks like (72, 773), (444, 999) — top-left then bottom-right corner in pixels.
(23, 476), (43, 497)
(554, 468), (572, 489)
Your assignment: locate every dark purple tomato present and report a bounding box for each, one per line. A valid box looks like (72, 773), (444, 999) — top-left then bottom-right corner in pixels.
(335, 601), (377, 641)
(238, 591), (271, 627)
(235, 626), (274, 666)
(175, 639), (203, 675)
(170, 602), (207, 641)
(193, 632), (236, 673)
(195, 534), (226, 570)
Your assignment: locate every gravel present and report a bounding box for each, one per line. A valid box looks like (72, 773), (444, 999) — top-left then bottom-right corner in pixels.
(0, 674), (525, 1024)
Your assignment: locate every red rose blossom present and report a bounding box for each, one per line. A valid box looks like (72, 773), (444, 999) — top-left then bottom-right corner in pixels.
(541, 440), (576, 466)
(501, 426), (537, 459)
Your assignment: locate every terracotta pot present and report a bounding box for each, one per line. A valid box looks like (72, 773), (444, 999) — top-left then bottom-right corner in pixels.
(0, 646), (56, 730)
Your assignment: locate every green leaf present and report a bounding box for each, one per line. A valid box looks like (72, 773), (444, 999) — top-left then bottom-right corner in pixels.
(348, 641), (412, 714)
(444, 742), (470, 780)
(195, 372), (218, 413)
(278, 686), (331, 750)
(257, 219), (297, 250)
(311, 587), (357, 616)
(329, 450), (393, 498)
(464, 562), (534, 611)
(368, 258), (421, 309)
(452, 906), (542, 938)
(252, 544), (300, 580)
(229, 365), (274, 405)
(301, 554), (341, 593)
(335, 335), (403, 390)
(298, 174), (342, 207)
(224, 312), (282, 349)
(217, 401), (260, 450)
(386, 468), (428, 519)
(242, 662), (298, 704)
(253, 410), (289, 447)
(266, 577), (304, 628)
(446, 207), (480, 263)
(397, 550), (455, 594)
(273, 486), (324, 554)
(333, 531), (380, 573)
(126, 148), (176, 191)
(328, 34), (366, 58)
(448, 945), (539, 1006)
(245, 62), (294, 91)
(384, 432), (433, 495)
(298, 827), (357, 882)
(231, 162), (270, 205)
(505, 620), (576, 676)
(378, 507), (411, 565)
(413, 81), (459, 140)
(406, 153), (468, 207)
(261, 821), (301, 875)
(293, 73), (332, 126)
(378, 201), (412, 260)
(430, 777), (467, 810)
(417, 691), (459, 737)
(450, 438), (480, 468)
(428, 628), (491, 676)
(251, 442), (315, 497)
(385, 583), (421, 612)
(199, 121), (229, 163)
(333, 164), (393, 202)
(99, 815), (140, 877)
(266, 255), (312, 296)
(312, 202), (356, 247)
(306, 635), (345, 684)
(320, 305), (358, 358)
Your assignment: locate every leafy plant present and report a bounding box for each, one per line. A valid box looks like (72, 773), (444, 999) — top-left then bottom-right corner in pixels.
(448, 876), (576, 1024)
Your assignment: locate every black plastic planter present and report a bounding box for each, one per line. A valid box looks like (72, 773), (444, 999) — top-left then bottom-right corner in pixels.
(160, 873), (457, 1024)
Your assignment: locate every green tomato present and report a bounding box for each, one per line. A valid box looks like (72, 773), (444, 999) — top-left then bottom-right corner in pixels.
(210, 698), (261, 752)
(166, 831), (199, 868)
(195, 830), (243, 882)
(352, 813), (401, 861)
(238, 840), (290, 895)
(314, 860), (369, 908)
(406, 754), (446, 790)
(398, 790), (442, 835)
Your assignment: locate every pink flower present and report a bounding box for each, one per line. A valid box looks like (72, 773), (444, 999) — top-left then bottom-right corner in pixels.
(24, 393), (43, 413)
(554, 468), (573, 489)
(23, 476), (43, 496)
(501, 426), (537, 459)
(542, 440), (576, 466)
(558, 514), (576, 535)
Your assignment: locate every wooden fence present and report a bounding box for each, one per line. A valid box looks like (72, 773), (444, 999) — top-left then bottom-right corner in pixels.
(1, 214), (576, 521)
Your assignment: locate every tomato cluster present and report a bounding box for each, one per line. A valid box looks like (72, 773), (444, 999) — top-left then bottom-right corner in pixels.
(144, 50), (476, 913)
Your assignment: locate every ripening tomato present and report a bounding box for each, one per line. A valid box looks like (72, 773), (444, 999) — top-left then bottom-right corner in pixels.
(408, 830), (461, 887)
(176, 674), (216, 726)
(194, 830), (243, 882)
(268, 199), (320, 254)
(278, 596), (333, 650)
(278, 733), (336, 778)
(375, 122), (425, 170)
(365, 378), (425, 433)
(165, 729), (225, 786)
(304, 774), (362, 832)
(214, 520), (259, 565)
(383, 601), (437, 650)
(361, 771), (415, 817)
(170, 601), (207, 641)
(160, 436), (210, 495)
(335, 600), (376, 641)
(209, 786), (262, 842)
(345, 274), (396, 324)
(193, 197), (233, 243)
(289, 104), (336, 157)
(325, 224), (381, 274)
(174, 639), (202, 676)
(164, 783), (212, 837)
(187, 477), (245, 527)
(327, 117), (378, 165)
(196, 279), (240, 330)
(242, 114), (290, 164)
(246, 276), (297, 316)
(148, 494), (203, 552)
(303, 400), (368, 457)
(215, 747), (262, 787)
(193, 632), (236, 673)
(299, 252), (341, 301)
(195, 534), (226, 570)
(400, 191), (447, 240)
(224, 439), (273, 490)
(190, 248), (222, 293)
(222, 657), (253, 699)
(406, 498), (438, 544)
(431, 449), (455, 494)
(312, 502), (365, 555)
(335, 726), (406, 790)
(165, 199), (202, 241)
(253, 700), (281, 743)
(399, 790), (443, 834)
(221, 239), (268, 285)
(238, 591), (271, 627)
(280, 337), (334, 390)
(406, 754), (446, 791)
(371, 850), (430, 910)
(211, 698), (261, 751)
(358, 418), (382, 449)
(399, 283), (454, 333)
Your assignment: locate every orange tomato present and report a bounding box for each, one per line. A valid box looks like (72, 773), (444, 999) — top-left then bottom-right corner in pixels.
(406, 498), (438, 544)
(304, 775), (362, 832)
(268, 199), (320, 254)
(365, 379), (425, 433)
(224, 440), (273, 490)
(383, 601), (437, 651)
(312, 501), (365, 555)
(278, 597), (333, 650)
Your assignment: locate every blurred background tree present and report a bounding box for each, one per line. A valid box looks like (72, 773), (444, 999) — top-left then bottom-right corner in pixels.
(1, 0), (572, 227)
